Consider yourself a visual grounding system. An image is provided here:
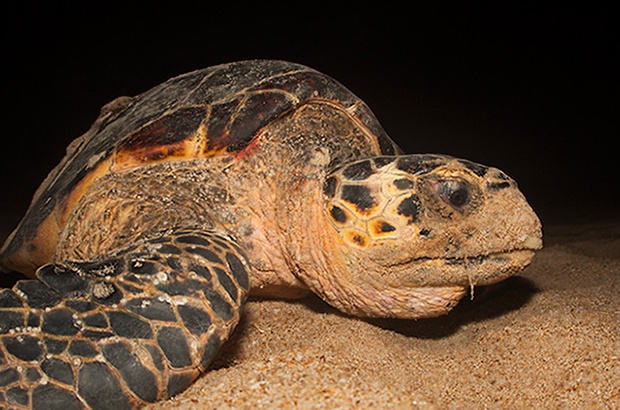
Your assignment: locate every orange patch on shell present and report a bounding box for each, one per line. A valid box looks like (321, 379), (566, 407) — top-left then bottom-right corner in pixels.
(112, 107), (211, 171)
(1, 215), (60, 278)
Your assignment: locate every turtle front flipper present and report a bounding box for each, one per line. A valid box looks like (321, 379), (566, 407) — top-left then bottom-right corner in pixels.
(0, 230), (250, 410)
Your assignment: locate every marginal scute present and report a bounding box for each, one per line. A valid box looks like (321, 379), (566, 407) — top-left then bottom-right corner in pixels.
(201, 98), (242, 155)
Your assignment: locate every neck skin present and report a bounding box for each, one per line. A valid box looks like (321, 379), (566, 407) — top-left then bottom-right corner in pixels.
(283, 171), (351, 303)
(237, 148), (336, 299)
(279, 166), (469, 319)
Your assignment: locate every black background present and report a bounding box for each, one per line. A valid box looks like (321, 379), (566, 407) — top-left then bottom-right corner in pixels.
(2, 5), (617, 231)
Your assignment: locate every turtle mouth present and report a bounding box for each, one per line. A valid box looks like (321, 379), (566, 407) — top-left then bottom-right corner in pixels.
(435, 248), (537, 286)
(396, 235), (542, 288)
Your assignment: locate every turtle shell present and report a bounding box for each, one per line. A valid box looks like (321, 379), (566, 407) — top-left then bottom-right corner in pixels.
(1, 60), (400, 275)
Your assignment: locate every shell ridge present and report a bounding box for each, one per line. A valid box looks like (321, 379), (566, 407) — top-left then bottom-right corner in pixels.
(182, 64), (230, 108)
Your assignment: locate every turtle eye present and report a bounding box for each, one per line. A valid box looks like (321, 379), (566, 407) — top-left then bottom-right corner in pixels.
(437, 180), (469, 209)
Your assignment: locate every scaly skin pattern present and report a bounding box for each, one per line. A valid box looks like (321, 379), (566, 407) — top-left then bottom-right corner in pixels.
(0, 61), (542, 409)
(0, 230), (250, 409)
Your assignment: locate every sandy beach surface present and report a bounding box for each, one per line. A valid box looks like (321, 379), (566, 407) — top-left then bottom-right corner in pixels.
(139, 221), (617, 409)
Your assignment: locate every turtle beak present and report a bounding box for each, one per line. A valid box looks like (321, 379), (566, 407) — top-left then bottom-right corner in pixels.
(523, 233), (543, 250)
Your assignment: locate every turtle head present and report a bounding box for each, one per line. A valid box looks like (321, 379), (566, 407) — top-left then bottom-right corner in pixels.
(310, 154), (542, 319)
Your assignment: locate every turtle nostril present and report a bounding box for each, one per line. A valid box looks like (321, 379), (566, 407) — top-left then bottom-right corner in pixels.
(487, 181), (512, 191)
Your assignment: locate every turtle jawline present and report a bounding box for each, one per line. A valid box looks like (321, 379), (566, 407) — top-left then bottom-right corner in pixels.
(393, 248), (537, 288)
(409, 247), (537, 265)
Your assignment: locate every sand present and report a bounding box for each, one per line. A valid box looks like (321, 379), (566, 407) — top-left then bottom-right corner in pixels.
(143, 222), (619, 409)
(1, 221), (618, 409)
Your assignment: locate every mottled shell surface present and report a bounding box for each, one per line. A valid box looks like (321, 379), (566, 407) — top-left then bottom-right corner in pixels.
(2, 60), (399, 273)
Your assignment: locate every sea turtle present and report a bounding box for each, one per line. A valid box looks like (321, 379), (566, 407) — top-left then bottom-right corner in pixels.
(0, 60), (542, 409)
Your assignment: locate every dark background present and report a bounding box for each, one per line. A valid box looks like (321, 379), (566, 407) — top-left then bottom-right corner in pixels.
(2, 5), (617, 233)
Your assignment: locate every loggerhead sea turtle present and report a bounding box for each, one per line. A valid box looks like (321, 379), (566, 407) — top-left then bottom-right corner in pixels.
(0, 60), (542, 409)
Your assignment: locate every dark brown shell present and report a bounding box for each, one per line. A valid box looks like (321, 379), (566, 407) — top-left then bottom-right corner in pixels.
(0, 60), (399, 274)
